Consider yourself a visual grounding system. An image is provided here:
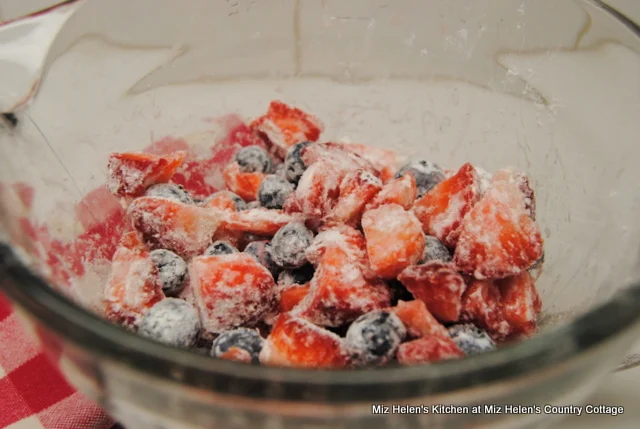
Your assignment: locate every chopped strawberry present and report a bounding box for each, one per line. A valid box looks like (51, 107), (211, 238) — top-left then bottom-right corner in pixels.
(127, 196), (222, 258)
(279, 283), (311, 312)
(391, 300), (449, 339)
(496, 271), (542, 337)
(397, 336), (464, 365)
(398, 262), (466, 323)
(460, 279), (511, 341)
(259, 313), (349, 369)
(453, 168), (544, 280)
(362, 204), (425, 279)
(103, 231), (164, 328)
(223, 162), (266, 201)
(293, 161), (343, 221)
(366, 174), (417, 211)
(107, 151), (186, 198)
(301, 142), (374, 175)
(305, 224), (368, 267)
(325, 169), (382, 226)
(338, 143), (401, 183)
(223, 208), (300, 236)
(250, 101), (323, 157)
(189, 253), (278, 335)
(412, 163), (481, 248)
(292, 247), (391, 327)
(201, 190), (241, 211)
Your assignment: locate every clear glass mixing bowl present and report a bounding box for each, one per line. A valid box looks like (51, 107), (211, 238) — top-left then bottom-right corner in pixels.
(1, 0), (640, 428)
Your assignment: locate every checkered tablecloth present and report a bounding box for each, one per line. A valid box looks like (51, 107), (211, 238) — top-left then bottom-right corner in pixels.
(0, 293), (114, 429)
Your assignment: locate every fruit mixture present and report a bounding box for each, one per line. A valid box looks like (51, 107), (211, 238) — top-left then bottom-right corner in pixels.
(103, 101), (544, 368)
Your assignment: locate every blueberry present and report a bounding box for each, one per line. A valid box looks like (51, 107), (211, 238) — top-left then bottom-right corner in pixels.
(235, 145), (273, 173)
(277, 264), (315, 286)
(245, 240), (281, 278)
(145, 183), (193, 204)
(420, 235), (452, 264)
(345, 310), (407, 365)
(269, 222), (314, 269)
(138, 298), (201, 348)
(284, 141), (313, 184)
(202, 191), (247, 211)
(447, 324), (496, 356)
(258, 175), (295, 209)
(150, 249), (188, 296)
(204, 240), (239, 256)
(395, 160), (446, 197)
(211, 328), (264, 363)
(274, 162), (286, 177)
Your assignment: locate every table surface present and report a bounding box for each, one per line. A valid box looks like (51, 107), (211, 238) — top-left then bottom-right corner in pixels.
(1, 0), (639, 428)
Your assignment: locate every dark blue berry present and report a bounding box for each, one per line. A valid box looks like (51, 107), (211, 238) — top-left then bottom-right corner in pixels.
(204, 241), (239, 256)
(284, 141), (313, 184)
(235, 145), (273, 173)
(269, 222), (314, 269)
(201, 191), (247, 211)
(395, 160), (445, 198)
(150, 249), (187, 296)
(345, 310), (407, 365)
(447, 324), (496, 356)
(145, 183), (193, 204)
(138, 298), (201, 348)
(244, 240), (281, 278)
(211, 328), (263, 364)
(277, 264), (315, 286)
(420, 235), (452, 264)
(258, 175), (294, 209)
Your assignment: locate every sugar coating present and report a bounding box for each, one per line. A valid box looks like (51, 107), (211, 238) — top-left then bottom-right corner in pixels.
(138, 298), (201, 348)
(420, 235), (453, 263)
(145, 183), (194, 205)
(202, 190), (247, 211)
(447, 323), (496, 356)
(305, 225), (368, 267)
(150, 249), (188, 296)
(269, 222), (314, 269)
(294, 161), (343, 219)
(345, 310), (407, 366)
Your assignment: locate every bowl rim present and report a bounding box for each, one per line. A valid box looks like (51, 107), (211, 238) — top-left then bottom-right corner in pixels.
(1, 0), (640, 404)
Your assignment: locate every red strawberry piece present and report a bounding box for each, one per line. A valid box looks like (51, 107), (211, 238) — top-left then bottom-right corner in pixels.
(301, 142), (374, 175)
(103, 231), (164, 328)
(366, 173), (417, 211)
(496, 271), (542, 337)
(223, 208), (300, 236)
(305, 224), (368, 267)
(293, 161), (343, 221)
(398, 261), (467, 323)
(223, 162), (266, 202)
(412, 162), (481, 248)
(202, 190), (240, 211)
(107, 151), (186, 198)
(127, 196), (222, 258)
(259, 313), (350, 369)
(391, 300), (449, 339)
(324, 169), (382, 226)
(397, 335), (464, 365)
(338, 143), (401, 183)
(250, 101), (323, 157)
(292, 247), (391, 327)
(453, 168), (544, 280)
(279, 283), (311, 313)
(362, 204), (425, 279)
(189, 253), (278, 335)
(460, 279), (511, 341)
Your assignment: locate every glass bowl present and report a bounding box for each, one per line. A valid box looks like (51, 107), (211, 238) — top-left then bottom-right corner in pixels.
(1, 1), (640, 428)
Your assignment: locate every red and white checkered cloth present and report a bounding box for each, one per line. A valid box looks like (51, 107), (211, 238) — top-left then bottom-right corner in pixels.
(0, 293), (115, 429)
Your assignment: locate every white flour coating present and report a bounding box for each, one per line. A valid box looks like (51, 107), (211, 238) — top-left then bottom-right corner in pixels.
(305, 225), (367, 266)
(138, 298), (201, 348)
(464, 283), (511, 337)
(189, 254), (277, 335)
(474, 166), (493, 195)
(344, 311), (407, 363)
(294, 161), (343, 218)
(329, 169), (383, 224)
